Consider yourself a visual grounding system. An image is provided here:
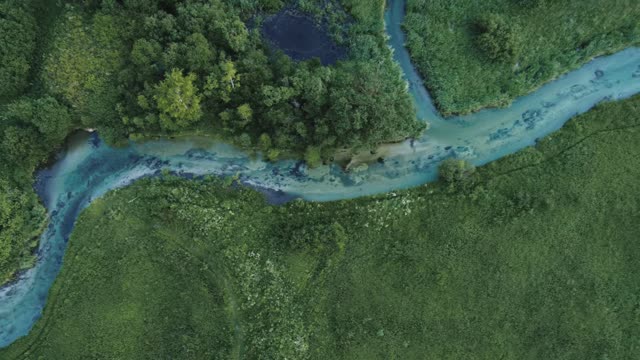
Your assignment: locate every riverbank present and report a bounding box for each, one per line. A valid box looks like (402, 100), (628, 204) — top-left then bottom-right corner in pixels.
(0, 0), (68, 285)
(3, 95), (640, 358)
(402, 0), (640, 115)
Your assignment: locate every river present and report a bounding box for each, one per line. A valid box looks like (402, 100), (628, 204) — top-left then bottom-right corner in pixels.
(1, 0), (639, 347)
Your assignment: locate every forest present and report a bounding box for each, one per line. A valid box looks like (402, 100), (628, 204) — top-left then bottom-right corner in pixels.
(2, 95), (640, 359)
(403, 0), (640, 115)
(0, 0), (423, 284)
(35, 0), (423, 152)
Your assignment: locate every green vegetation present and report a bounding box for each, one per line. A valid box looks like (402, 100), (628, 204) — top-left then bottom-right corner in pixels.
(404, 0), (640, 115)
(0, 0), (78, 282)
(0, 96), (74, 282)
(64, 0), (423, 151)
(4, 96), (640, 358)
(474, 14), (522, 62)
(0, 0), (36, 100)
(1, 0), (639, 354)
(0, 0), (74, 282)
(152, 69), (203, 130)
(438, 158), (476, 184)
(0, 0), (423, 285)
(41, 5), (128, 139)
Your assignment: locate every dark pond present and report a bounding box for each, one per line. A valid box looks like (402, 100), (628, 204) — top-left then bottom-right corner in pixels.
(262, 11), (347, 65)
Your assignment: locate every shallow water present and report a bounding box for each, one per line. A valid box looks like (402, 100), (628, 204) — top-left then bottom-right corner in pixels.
(1, 0), (640, 348)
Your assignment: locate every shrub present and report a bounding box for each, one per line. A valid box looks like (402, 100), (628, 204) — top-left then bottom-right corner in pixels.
(304, 146), (322, 168)
(475, 14), (522, 62)
(439, 158), (476, 183)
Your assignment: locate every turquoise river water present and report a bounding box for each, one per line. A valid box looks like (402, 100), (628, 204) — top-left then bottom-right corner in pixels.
(1, 0), (639, 347)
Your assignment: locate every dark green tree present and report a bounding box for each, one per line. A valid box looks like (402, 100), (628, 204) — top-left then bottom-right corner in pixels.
(325, 61), (424, 148)
(3, 97), (73, 144)
(0, 1), (37, 98)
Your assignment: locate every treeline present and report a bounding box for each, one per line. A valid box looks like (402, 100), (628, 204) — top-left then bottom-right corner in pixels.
(404, 0), (640, 115)
(0, 0), (73, 282)
(0, 96), (76, 282)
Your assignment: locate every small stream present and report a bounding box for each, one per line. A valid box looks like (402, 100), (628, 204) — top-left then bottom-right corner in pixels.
(1, 0), (639, 347)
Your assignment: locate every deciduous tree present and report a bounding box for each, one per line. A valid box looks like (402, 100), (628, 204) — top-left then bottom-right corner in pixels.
(154, 69), (203, 130)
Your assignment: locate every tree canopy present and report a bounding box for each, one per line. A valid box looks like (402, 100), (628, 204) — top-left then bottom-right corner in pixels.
(84, 0), (422, 157)
(153, 69), (203, 130)
(0, 1), (37, 98)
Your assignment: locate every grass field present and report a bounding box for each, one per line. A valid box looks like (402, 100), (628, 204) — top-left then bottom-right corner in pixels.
(3, 95), (640, 359)
(403, 0), (640, 115)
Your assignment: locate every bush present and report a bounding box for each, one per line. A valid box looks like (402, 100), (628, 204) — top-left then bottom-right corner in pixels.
(304, 146), (322, 168)
(439, 158), (476, 183)
(475, 14), (522, 62)
(258, 133), (272, 152)
(267, 148), (281, 161)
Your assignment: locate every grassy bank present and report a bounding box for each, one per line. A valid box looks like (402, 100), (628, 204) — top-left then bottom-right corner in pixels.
(3, 95), (640, 358)
(403, 0), (640, 115)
